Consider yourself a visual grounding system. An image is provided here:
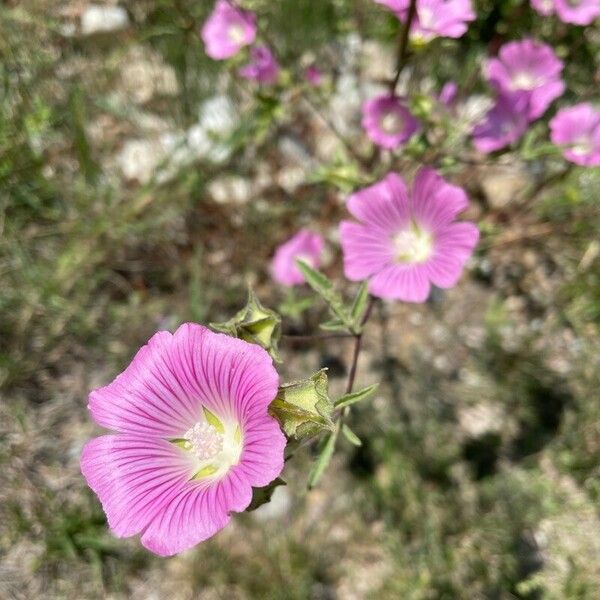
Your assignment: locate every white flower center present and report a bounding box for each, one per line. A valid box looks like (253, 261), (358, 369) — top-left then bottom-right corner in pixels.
(511, 72), (539, 91)
(380, 111), (404, 135)
(184, 421), (223, 460)
(571, 137), (592, 156)
(418, 7), (434, 28)
(393, 224), (433, 264)
(179, 408), (243, 480)
(228, 24), (245, 44)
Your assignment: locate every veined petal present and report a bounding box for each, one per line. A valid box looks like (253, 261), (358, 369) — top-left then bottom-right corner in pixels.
(368, 263), (431, 303)
(339, 221), (394, 281)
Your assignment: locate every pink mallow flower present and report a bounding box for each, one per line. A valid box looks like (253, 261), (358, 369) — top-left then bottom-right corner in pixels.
(271, 229), (324, 287)
(239, 46), (280, 85)
(438, 81), (458, 107)
(486, 39), (565, 120)
(362, 94), (421, 150)
(339, 169), (479, 303)
(305, 65), (323, 87)
(550, 103), (600, 166)
(80, 324), (285, 556)
(376, 0), (475, 41)
(201, 0), (256, 60)
(555, 0), (600, 25)
(472, 93), (529, 154)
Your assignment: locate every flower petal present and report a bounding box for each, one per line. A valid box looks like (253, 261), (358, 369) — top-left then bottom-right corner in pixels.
(80, 435), (196, 539)
(368, 263), (431, 302)
(347, 172), (411, 232)
(339, 221), (394, 281)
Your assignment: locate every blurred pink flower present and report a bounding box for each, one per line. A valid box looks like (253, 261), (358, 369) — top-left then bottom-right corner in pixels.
(81, 324), (285, 556)
(550, 103), (600, 166)
(530, 0), (556, 16)
(555, 0), (600, 25)
(376, 0), (475, 41)
(361, 94), (421, 150)
(201, 0), (257, 60)
(486, 39), (565, 120)
(472, 93), (529, 154)
(438, 81), (458, 107)
(271, 229), (324, 287)
(305, 65), (323, 87)
(239, 46), (280, 84)
(340, 170), (479, 303)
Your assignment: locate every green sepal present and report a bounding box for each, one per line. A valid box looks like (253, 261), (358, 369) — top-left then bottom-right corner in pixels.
(350, 282), (370, 331)
(245, 477), (286, 512)
(210, 288), (282, 362)
(334, 383), (379, 410)
(269, 369), (334, 440)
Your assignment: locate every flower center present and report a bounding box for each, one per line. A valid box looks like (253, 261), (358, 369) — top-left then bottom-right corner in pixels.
(380, 111), (404, 135)
(184, 421), (223, 461)
(228, 24), (245, 44)
(393, 224), (433, 264)
(511, 72), (539, 91)
(176, 407), (243, 480)
(571, 137), (592, 156)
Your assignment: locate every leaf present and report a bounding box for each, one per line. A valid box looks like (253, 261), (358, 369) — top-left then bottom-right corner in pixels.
(296, 260), (353, 328)
(334, 383), (379, 409)
(308, 425), (339, 489)
(319, 318), (348, 332)
(246, 478), (286, 512)
(341, 424), (362, 447)
(350, 282), (370, 329)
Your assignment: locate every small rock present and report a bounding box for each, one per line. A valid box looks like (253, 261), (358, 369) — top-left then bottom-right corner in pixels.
(81, 5), (129, 35)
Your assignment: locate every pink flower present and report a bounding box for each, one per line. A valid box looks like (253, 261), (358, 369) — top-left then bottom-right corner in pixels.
(239, 46), (280, 84)
(339, 169), (479, 302)
(472, 93), (529, 154)
(550, 103), (600, 166)
(438, 81), (458, 107)
(376, 0), (476, 41)
(531, 0), (556, 16)
(555, 0), (600, 25)
(486, 39), (565, 120)
(81, 324), (285, 556)
(271, 229), (324, 287)
(201, 0), (257, 60)
(305, 65), (323, 87)
(361, 94), (421, 150)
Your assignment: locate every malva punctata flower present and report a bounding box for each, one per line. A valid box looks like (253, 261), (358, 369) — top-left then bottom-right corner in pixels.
(376, 0), (475, 41)
(80, 324), (286, 556)
(486, 39), (565, 120)
(239, 46), (280, 85)
(271, 229), (324, 287)
(472, 93), (529, 154)
(201, 0), (257, 60)
(550, 103), (600, 166)
(537, 0), (600, 25)
(339, 169), (479, 303)
(361, 94), (421, 150)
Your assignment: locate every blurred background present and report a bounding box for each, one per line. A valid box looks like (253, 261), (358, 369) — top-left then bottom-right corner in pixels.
(1, 1), (599, 598)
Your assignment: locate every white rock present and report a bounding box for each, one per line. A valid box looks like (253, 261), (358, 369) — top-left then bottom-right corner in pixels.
(81, 5), (129, 35)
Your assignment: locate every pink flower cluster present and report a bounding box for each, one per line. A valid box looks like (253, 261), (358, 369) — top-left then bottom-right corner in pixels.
(531, 0), (600, 25)
(473, 39), (564, 153)
(202, 0), (280, 85)
(376, 0), (475, 41)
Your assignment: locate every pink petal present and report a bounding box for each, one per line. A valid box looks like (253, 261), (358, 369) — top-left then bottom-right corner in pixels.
(347, 172), (411, 233)
(140, 468), (252, 556)
(339, 220), (394, 281)
(368, 263), (431, 302)
(411, 168), (469, 230)
(80, 435), (196, 539)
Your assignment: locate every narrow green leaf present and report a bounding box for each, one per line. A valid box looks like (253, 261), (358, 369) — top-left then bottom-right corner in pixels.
(319, 318), (348, 332)
(350, 282), (369, 327)
(308, 425), (339, 489)
(296, 260), (352, 327)
(334, 383), (379, 409)
(341, 424), (362, 447)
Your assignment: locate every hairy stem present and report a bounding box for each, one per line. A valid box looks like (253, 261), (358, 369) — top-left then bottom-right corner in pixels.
(345, 295), (377, 395)
(389, 0), (418, 95)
